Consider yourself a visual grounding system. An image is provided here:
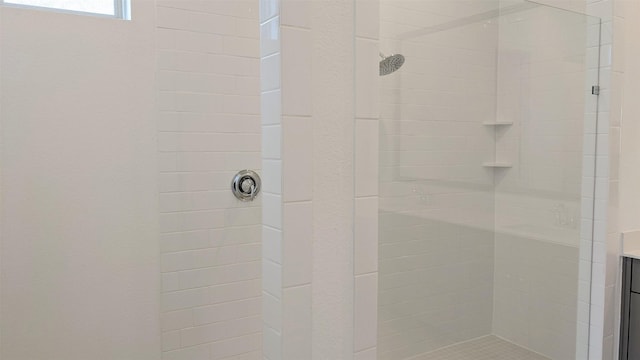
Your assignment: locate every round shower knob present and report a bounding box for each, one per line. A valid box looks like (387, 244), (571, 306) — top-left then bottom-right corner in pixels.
(241, 178), (254, 193)
(231, 170), (261, 201)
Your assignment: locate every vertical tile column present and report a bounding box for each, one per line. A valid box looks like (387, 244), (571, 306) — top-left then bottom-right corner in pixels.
(262, 0), (361, 358)
(353, 0), (380, 359)
(260, 1), (313, 359)
(264, 0), (377, 356)
(309, 0), (355, 358)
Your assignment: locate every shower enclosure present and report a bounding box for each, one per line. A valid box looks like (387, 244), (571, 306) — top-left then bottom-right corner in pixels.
(365, 1), (601, 359)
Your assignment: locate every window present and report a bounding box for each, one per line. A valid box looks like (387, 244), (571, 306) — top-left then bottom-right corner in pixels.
(1, 0), (130, 19)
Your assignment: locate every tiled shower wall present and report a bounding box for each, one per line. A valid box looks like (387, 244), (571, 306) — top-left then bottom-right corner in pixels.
(377, 1), (498, 359)
(156, 1), (263, 358)
(260, 0), (357, 358)
(150, 1), (616, 359)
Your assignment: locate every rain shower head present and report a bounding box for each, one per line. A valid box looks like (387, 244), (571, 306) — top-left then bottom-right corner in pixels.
(379, 52), (405, 76)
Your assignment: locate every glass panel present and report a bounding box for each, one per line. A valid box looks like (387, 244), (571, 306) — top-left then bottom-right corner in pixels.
(374, 1), (600, 359)
(3, 0), (116, 16)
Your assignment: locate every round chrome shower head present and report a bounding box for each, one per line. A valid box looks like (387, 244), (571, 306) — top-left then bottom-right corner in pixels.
(379, 52), (405, 76)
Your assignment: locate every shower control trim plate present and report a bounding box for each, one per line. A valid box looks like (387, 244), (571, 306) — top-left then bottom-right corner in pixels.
(231, 170), (261, 202)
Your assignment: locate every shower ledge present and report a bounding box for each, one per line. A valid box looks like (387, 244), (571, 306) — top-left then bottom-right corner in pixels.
(482, 121), (514, 126)
(483, 162), (512, 168)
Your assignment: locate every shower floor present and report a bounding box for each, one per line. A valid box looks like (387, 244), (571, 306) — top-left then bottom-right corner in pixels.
(407, 335), (550, 360)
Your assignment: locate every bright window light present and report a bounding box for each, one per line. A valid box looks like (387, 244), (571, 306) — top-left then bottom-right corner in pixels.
(1, 0), (129, 19)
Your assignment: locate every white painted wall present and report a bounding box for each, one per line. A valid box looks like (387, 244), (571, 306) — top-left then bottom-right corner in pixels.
(1, 1), (263, 359)
(616, 2), (640, 360)
(0, 2), (160, 359)
(619, 1), (640, 234)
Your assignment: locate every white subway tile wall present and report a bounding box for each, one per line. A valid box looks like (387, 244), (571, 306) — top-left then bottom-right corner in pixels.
(260, 1), (284, 356)
(354, 0), (382, 357)
(152, 0), (615, 358)
(259, 0), (315, 358)
(157, 1), (262, 359)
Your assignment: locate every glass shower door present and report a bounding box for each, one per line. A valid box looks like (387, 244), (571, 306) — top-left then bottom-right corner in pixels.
(375, 1), (600, 359)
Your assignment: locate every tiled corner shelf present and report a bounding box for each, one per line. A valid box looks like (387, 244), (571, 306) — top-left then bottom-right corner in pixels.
(483, 121), (513, 169)
(482, 122), (514, 126)
(483, 162), (513, 168)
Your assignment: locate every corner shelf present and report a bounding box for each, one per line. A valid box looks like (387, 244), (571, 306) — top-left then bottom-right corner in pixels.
(483, 121), (513, 169)
(482, 122), (514, 126)
(483, 162), (513, 168)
